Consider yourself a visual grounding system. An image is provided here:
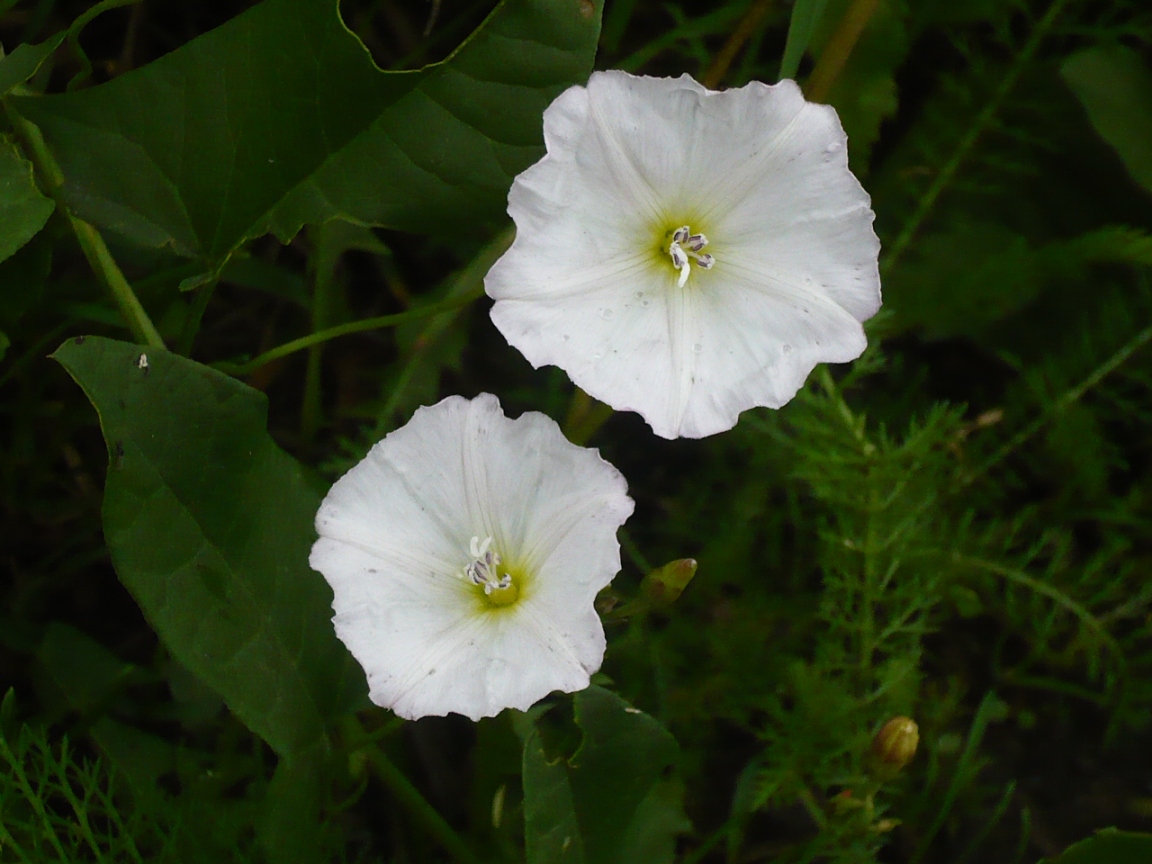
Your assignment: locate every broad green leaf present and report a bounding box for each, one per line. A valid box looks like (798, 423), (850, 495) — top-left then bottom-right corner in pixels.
(522, 687), (690, 864)
(1040, 829), (1152, 864)
(0, 134), (54, 264)
(14, 0), (603, 262)
(780, 0), (829, 81)
(1062, 46), (1152, 197)
(265, 0), (604, 243)
(52, 335), (361, 757)
(0, 34), (64, 95)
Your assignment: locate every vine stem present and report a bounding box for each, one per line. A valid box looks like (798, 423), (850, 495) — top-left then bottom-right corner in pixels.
(803, 0), (879, 104)
(366, 748), (483, 864)
(213, 290), (483, 377)
(882, 0), (1072, 274)
(3, 97), (164, 349)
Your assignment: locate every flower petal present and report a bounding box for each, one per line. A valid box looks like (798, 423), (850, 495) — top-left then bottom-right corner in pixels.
(310, 394), (633, 720)
(486, 72), (881, 439)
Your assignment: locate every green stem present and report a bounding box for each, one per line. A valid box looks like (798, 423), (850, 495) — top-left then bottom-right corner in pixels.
(176, 277), (218, 356)
(882, 0), (1071, 274)
(3, 97), (164, 348)
(213, 290), (483, 377)
(372, 226), (514, 431)
(366, 748), (483, 864)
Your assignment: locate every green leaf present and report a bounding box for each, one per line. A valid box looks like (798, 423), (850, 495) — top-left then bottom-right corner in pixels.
(521, 687), (691, 864)
(34, 622), (139, 720)
(266, 0), (604, 243)
(779, 0), (829, 81)
(1062, 46), (1152, 197)
(13, 0), (602, 262)
(0, 134), (54, 264)
(1040, 829), (1152, 864)
(51, 335), (361, 757)
(0, 34), (64, 96)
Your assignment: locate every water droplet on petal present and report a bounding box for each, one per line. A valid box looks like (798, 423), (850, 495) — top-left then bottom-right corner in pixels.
(600, 308), (614, 320)
(825, 141), (842, 153)
(641, 299), (651, 308)
(691, 343), (703, 354)
(783, 344), (793, 355)
(562, 335), (570, 341)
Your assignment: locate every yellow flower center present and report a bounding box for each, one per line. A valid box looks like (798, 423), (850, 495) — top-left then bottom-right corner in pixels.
(462, 536), (524, 609)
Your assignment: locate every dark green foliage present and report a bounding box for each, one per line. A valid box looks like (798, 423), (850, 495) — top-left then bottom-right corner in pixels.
(3, 0), (1152, 862)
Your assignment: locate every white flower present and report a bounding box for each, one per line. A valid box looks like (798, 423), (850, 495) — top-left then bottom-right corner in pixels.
(309, 394), (634, 721)
(485, 71), (881, 439)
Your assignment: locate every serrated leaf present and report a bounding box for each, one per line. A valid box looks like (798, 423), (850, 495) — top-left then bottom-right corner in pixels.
(52, 335), (360, 757)
(521, 687), (690, 864)
(13, 0), (602, 262)
(0, 134), (54, 264)
(1062, 46), (1152, 197)
(1040, 829), (1152, 864)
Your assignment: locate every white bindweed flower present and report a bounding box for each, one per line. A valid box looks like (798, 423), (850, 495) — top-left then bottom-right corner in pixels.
(486, 71), (882, 439)
(309, 394), (634, 721)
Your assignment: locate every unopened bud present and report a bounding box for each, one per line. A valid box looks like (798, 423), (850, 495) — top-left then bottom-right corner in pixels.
(641, 558), (697, 605)
(871, 716), (919, 774)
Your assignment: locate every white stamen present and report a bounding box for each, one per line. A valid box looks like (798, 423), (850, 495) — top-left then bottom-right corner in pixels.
(667, 225), (714, 287)
(463, 535), (511, 594)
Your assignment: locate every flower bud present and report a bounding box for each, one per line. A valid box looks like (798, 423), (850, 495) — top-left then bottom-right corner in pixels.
(871, 716), (919, 774)
(641, 558), (698, 605)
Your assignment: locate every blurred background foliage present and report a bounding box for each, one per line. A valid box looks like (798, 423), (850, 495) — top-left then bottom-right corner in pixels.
(3, 0), (1152, 862)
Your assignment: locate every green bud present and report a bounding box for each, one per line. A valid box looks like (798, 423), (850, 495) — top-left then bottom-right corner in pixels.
(641, 558), (698, 605)
(871, 716), (919, 774)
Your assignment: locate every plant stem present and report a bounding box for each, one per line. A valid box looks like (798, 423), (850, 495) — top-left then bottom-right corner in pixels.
(175, 277), (219, 356)
(803, 0), (879, 104)
(3, 97), (164, 348)
(213, 290), (483, 377)
(702, 0), (774, 89)
(366, 748), (483, 864)
(882, 0), (1070, 274)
